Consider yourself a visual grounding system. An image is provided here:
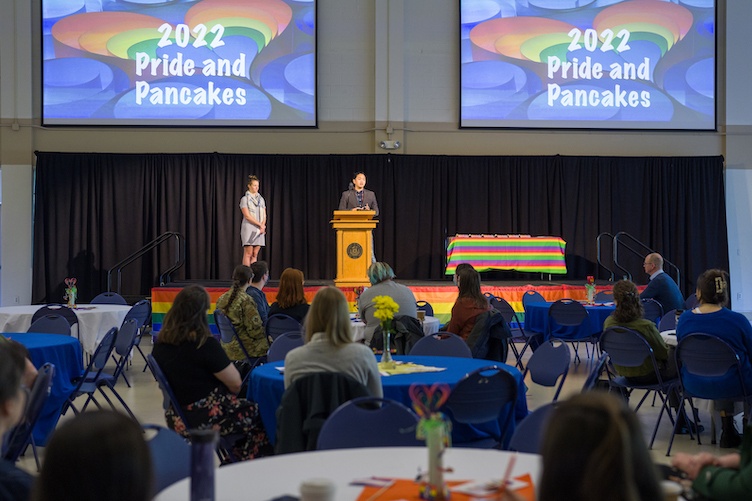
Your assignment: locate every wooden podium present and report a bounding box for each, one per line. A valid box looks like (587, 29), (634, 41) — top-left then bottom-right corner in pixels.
(331, 210), (377, 288)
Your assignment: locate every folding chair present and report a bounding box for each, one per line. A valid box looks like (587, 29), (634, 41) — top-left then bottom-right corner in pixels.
(91, 292), (128, 305)
(522, 339), (570, 402)
(143, 424), (191, 495)
(409, 332), (472, 358)
(684, 293), (699, 310)
(670, 333), (751, 455)
(508, 402), (556, 454)
(548, 299), (594, 364)
(581, 352), (609, 392)
(2, 363), (55, 471)
(642, 298), (664, 326)
(31, 304), (78, 328)
(594, 290), (614, 303)
(415, 300), (434, 317)
(109, 318), (140, 387)
(26, 314), (71, 335)
(63, 327), (138, 422)
(488, 295), (536, 369)
(442, 365), (518, 448)
(123, 299), (154, 375)
(600, 326), (680, 452)
(214, 310), (265, 373)
(659, 310), (679, 332)
(265, 314), (302, 343)
(267, 332), (304, 362)
(317, 397), (421, 450)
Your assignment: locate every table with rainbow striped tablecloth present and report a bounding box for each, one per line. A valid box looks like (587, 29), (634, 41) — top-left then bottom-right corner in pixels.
(445, 235), (567, 275)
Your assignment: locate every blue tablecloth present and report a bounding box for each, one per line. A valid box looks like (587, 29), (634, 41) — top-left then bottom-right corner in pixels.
(5, 333), (84, 446)
(249, 355), (528, 447)
(525, 302), (615, 340)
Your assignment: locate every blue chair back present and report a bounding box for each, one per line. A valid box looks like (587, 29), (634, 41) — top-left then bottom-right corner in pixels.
(32, 304), (78, 327)
(267, 332), (304, 362)
(143, 424), (191, 495)
(594, 290), (614, 303)
(316, 397), (421, 450)
(443, 365), (518, 447)
(266, 314), (302, 343)
(676, 333), (748, 400)
(523, 339), (570, 401)
(508, 402), (556, 454)
(415, 301), (434, 317)
(27, 314), (71, 335)
(91, 292), (128, 305)
(522, 290), (545, 312)
(659, 310), (679, 332)
(124, 299), (151, 329)
(600, 326), (660, 370)
(684, 293), (699, 310)
(146, 354), (191, 425)
(642, 298), (664, 325)
(2, 363), (55, 464)
(409, 333), (472, 358)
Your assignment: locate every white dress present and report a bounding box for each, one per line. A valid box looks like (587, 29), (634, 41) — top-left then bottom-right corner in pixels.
(239, 191), (266, 246)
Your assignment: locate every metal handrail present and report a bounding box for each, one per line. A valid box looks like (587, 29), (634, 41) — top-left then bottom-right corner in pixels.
(596, 232), (616, 281)
(106, 231), (186, 294)
(613, 232), (681, 290)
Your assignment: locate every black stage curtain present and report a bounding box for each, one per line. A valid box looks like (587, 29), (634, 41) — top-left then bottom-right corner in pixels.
(33, 152), (727, 303)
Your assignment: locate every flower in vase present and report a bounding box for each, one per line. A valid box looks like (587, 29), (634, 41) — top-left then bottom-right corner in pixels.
(373, 295), (399, 331)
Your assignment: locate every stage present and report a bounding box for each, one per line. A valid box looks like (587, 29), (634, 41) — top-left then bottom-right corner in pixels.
(151, 279), (618, 333)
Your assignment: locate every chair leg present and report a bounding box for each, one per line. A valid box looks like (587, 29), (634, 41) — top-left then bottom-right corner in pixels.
(99, 384), (139, 422)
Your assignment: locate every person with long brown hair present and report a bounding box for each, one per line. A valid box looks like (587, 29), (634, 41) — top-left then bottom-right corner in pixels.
(538, 392), (663, 501)
(215, 265), (268, 365)
(444, 266), (491, 339)
(152, 284), (272, 461)
(269, 268), (309, 322)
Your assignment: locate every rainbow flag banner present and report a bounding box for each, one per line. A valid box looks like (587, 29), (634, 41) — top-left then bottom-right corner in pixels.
(445, 235), (567, 275)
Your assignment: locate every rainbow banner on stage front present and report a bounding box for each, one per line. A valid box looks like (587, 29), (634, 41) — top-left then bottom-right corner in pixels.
(446, 235), (567, 275)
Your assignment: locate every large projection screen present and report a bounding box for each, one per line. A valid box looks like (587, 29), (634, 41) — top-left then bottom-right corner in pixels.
(460, 0), (715, 130)
(42, 0), (316, 127)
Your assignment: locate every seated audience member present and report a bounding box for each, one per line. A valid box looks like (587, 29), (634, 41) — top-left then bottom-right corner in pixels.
(603, 280), (683, 420)
(444, 266), (492, 340)
(676, 269), (752, 448)
(268, 268), (310, 322)
(246, 261), (270, 325)
(0, 336), (37, 389)
(672, 422), (752, 501)
(284, 286), (382, 397)
(152, 284), (272, 460)
(538, 392), (663, 501)
(0, 342), (34, 501)
(358, 262), (418, 345)
(640, 253), (685, 313)
(32, 411), (152, 501)
(216, 265), (268, 367)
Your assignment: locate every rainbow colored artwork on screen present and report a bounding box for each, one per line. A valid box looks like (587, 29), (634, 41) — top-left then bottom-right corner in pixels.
(42, 0), (316, 126)
(460, 0), (715, 130)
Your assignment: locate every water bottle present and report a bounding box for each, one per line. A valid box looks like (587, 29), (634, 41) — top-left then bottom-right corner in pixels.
(190, 429), (218, 501)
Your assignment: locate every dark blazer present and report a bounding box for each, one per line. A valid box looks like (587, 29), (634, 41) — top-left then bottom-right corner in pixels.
(640, 272), (685, 313)
(338, 188), (379, 217)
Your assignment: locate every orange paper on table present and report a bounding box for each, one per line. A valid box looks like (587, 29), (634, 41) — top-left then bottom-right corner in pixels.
(355, 474), (535, 501)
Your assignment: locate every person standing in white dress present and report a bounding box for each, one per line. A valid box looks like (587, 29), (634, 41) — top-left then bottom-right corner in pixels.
(240, 175), (267, 266)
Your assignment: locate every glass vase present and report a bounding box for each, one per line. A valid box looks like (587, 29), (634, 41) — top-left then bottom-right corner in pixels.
(381, 328), (395, 368)
(586, 286), (595, 305)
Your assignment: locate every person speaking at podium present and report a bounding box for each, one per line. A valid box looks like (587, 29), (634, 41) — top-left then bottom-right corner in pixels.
(338, 171), (379, 216)
(338, 171), (379, 262)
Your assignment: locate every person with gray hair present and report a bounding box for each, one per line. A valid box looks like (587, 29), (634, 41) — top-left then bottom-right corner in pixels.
(357, 262), (418, 345)
(640, 252), (684, 312)
(0, 341), (34, 500)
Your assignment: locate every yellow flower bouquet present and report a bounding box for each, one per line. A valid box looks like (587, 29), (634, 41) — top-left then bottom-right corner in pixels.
(373, 295), (399, 368)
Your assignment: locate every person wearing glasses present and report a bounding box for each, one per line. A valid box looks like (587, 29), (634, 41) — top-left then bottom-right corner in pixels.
(640, 253), (684, 313)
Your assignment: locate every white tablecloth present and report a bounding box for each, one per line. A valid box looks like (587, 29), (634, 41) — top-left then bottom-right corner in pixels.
(351, 316), (440, 343)
(0, 304), (131, 354)
(156, 447), (540, 501)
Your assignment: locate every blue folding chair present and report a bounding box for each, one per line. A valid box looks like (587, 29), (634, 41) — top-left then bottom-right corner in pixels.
(548, 299), (594, 364)
(600, 326), (680, 453)
(409, 332), (472, 358)
(110, 318), (140, 387)
(442, 365), (518, 448)
(31, 304), (78, 328)
(91, 292), (128, 305)
(214, 310), (263, 371)
(489, 295), (537, 369)
(581, 352), (609, 392)
(594, 290), (614, 303)
(143, 424), (191, 495)
(317, 397), (421, 450)
(26, 314), (71, 336)
(415, 300), (434, 318)
(2, 363), (55, 471)
(123, 299), (153, 375)
(265, 314), (302, 343)
(670, 333), (751, 455)
(642, 298), (664, 326)
(522, 339), (570, 402)
(267, 332), (305, 362)
(508, 402), (556, 454)
(684, 293), (699, 310)
(659, 310), (679, 332)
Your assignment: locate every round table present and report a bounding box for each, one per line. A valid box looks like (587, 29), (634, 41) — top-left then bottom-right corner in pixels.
(249, 355), (528, 446)
(350, 315), (440, 342)
(524, 301), (615, 340)
(155, 447), (540, 501)
(4, 333), (84, 445)
(0, 304), (130, 354)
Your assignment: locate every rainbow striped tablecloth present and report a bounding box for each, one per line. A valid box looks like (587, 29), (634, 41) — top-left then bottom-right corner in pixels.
(445, 235), (567, 275)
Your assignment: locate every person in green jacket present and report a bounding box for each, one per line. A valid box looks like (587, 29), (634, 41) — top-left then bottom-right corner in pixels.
(672, 424), (752, 500)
